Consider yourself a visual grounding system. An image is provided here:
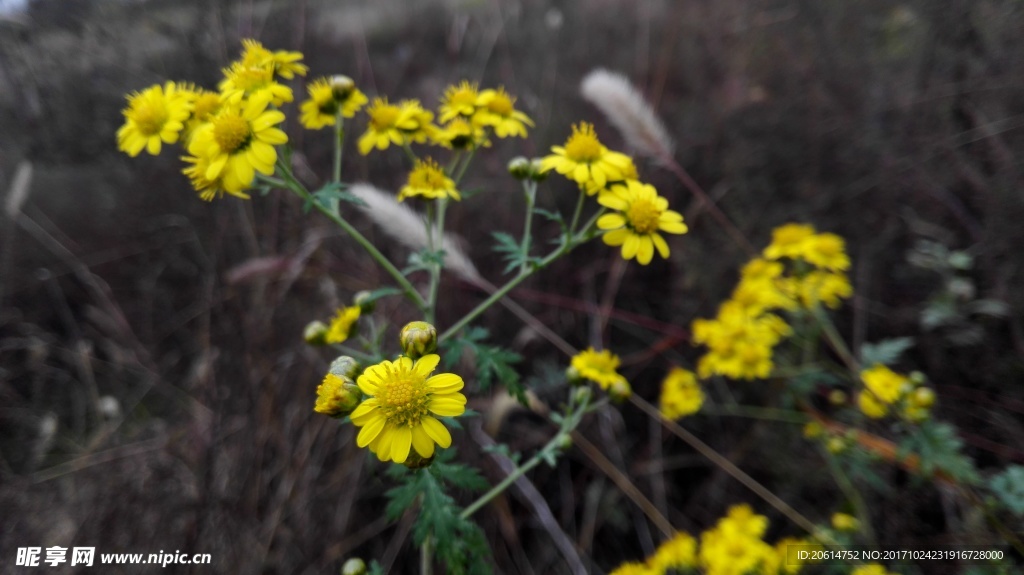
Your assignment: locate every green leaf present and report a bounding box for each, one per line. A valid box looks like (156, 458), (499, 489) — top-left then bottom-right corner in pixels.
(859, 337), (914, 367)
(491, 231), (538, 274)
(989, 465), (1024, 516)
(357, 287), (402, 306)
(303, 182), (367, 213)
(440, 327), (525, 401)
(900, 420), (979, 484)
(967, 299), (1010, 318)
(482, 442), (522, 464)
(404, 248), (446, 275)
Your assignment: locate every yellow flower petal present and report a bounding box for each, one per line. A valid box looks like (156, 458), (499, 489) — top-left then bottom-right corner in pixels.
(420, 416), (452, 448)
(429, 397), (466, 417)
(356, 415), (385, 447)
(411, 426), (436, 458)
(391, 426), (412, 463)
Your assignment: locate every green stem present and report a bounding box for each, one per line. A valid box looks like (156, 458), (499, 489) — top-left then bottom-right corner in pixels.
(452, 148), (477, 185)
(401, 143), (418, 165)
(519, 181), (537, 274)
(439, 208), (603, 342)
(333, 116), (345, 184)
(567, 189), (586, 237)
(426, 199), (448, 324)
(263, 166), (427, 310)
(421, 532), (433, 575)
(825, 451), (878, 544)
(815, 306), (860, 373)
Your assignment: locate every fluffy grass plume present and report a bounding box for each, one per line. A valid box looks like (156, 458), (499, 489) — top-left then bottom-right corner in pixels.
(580, 69), (674, 164)
(349, 183), (480, 281)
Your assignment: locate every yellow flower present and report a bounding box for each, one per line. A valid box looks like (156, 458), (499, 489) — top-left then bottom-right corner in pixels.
(803, 233), (850, 271)
(357, 98), (436, 155)
(570, 347), (626, 391)
(861, 364), (908, 405)
(314, 373), (362, 417)
(219, 61), (294, 107)
(432, 117), (489, 150)
(398, 158), (461, 202)
(858, 390), (888, 418)
(597, 180), (687, 265)
(326, 306), (361, 344)
(731, 258), (797, 314)
(692, 302), (791, 380)
(178, 86), (222, 144)
(181, 153), (243, 201)
(790, 270), (853, 309)
(438, 80), (481, 123)
(239, 38), (308, 80)
(300, 76), (368, 129)
(699, 507), (774, 575)
(187, 92), (287, 195)
(647, 531), (697, 572)
(831, 512), (860, 532)
(475, 86), (534, 138)
(763, 223), (817, 261)
(116, 82), (192, 157)
(658, 367), (704, 420)
(608, 562), (654, 575)
(540, 122), (633, 190)
(350, 354), (467, 464)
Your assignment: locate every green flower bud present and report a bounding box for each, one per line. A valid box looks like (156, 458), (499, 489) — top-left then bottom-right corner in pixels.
(572, 386), (593, 406)
(826, 436), (847, 455)
(528, 158), (548, 182)
(399, 321), (437, 359)
(314, 373), (362, 418)
(403, 451), (435, 470)
(508, 156), (531, 180)
(607, 378), (632, 404)
(329, 355), (361, 379)
(353, 290), (376, 313)
(803, 421), (824, 439)
(341, 557), (367, 575)
(828, 389), (848, 406)
(304, 320), (329, 346)
(911, 387), (936, 408)
(909, 371), (926, 385)
(556, 434), (573, 451)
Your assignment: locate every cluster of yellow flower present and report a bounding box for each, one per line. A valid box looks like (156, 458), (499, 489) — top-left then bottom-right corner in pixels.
(568, 347), (632, 402)
(313, 321), (467, 467)
(541, 123), (688, 265)
(692, 223), (853, 381)
(117, 40), (304, 200)
(658, 367), (705, 420)
(858, 364), (934, 421)
(610, 504), (817, 575)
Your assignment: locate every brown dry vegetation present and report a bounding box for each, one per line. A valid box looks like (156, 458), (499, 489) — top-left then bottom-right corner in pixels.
(1, 0), (1023, 573)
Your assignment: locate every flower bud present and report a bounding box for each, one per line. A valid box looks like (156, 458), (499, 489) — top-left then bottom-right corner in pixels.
(329, 355), (361, 379)
(304, 320), (329, 346)
(831, 512), (860, 532)
(528, 158), (548, 182)
(403, 451), (435, 470)
(826, 436), (847, 455)
(909, 371), (926, 386)
(314, 373), (362, 418)
(556, 434), (573, 451)
(508, 156), (531, 180)
(572, 386), (593, 406)
(341, 557), (367, 575)
(828, 389), (848, 406)
(399, 321), (437, 359)
(330, 75), (357, 101)
(353, 290), (376, 313)
(911, 387), (936, 408)
(803, 421), (824, 439)
(565, 365), (584, 386)
(607, 378), (632, 404)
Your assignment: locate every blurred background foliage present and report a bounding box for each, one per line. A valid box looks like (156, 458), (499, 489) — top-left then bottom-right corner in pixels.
(1, 0), (1022, 572)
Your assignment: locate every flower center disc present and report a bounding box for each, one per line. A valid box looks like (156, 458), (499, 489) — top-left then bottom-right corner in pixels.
(487, 93), (513, 116)
(370, 105), (400, 130)
(213, 114), (251, 153)
(564, 127), (602, 162)
(133, 101), (168, 135)
(378, 373), (430, 427)
(627, 199), (661, 234)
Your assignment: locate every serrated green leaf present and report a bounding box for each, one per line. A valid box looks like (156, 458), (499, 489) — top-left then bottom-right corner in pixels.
(859, 337), (914, 367)
(440, 327), (524, 399)
(900, 421), (979, 484)
(989, 465), (1024, 516)
(356, 287), (403, 306)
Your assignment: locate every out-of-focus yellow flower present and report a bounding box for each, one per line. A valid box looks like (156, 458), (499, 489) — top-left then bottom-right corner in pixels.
(398, 158), (461, 202)
(764, 223), (817, 261)
(358, 98), (436, 154)
(475, 86), (533, 138)
(832, 512), (860, 532)
(326, 306), (361, 344)
(570, 347), (627, 391)
(432, 117), (489, 150)
(692, 302), (791, 380)
(597, 180), (687, 265)
(299, 76), (368, 129)
(438, 80), (481, 123)
(851, 564), (897, 575)
(177, 86), (222, 144)
(658, 367), (704, 420)
(647, 531), (697, 572)
(219, 60), (294, 107)
(116, 82), (192, 157)
(239, 38), (308, 79)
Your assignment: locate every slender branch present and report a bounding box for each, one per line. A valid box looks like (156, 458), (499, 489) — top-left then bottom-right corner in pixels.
(519, 181), (537, 274)
(333, 116), (345, 183)
(426, 198), (448, 323)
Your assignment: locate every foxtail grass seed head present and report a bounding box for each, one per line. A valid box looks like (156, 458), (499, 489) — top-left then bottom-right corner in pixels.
(400, 321), (438, 359)
(304, 320), (330, 345)
(508, 156), (531, 180)
(580, 68), (675, 164)
(341, 557), (367, 575)
(329, 356), (361, 380)
(314, 373), (362, 418)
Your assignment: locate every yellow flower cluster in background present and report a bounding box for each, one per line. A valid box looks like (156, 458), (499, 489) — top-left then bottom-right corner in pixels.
(541, 123), (687, 264)
(569, 347), (631, 401)
(610, 504), (818, 575)
(299, 75), (368, 129)
(692, 223), (853, 381)
(658, 367), (704, 420)
(858, 364), (934, 421)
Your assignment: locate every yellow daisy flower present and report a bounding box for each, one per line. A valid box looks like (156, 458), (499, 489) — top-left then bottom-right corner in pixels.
(802, 232), (851, 271)
(325, 306), (361, 344)
(608, 562), (654, 575)
(474, 86), (533, 138)
(350, 354), (467, 464)
(398, 158), (461, 202)
(239, 38), (308, 80)
(187, 92), (287, 195)
(597, 180), (688, 265)
(357, 98), (436, 155)
(181, 154), (244, 201)
(438, 80), (481, 123)
(658, 367), (704, 420)
(179, 86), (222, 144)
(431, 117), (489, 150)
(219, 61), (294, 107)
(540, 122), (633, 190)
(570, 347), (626, 390)
(763, 223), (817, 261)
(116, 82), (192, 157)
(647, 531), (697, 572)
(300, 76), (369, 129)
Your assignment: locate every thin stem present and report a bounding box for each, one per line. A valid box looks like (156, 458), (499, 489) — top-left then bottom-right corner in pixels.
(519, 181), (537, 274)
(333, 116), (345, 184)
(420, 533), (433, 575)
(401, 143), (419, 165)
(452, 148), (477, 185)
(824, 451), (878, 544)
(426, 198), (448, 324)
(263, 167), (427, 310)
(567, 189), (586, 237)
(815, 306), (860, 374)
